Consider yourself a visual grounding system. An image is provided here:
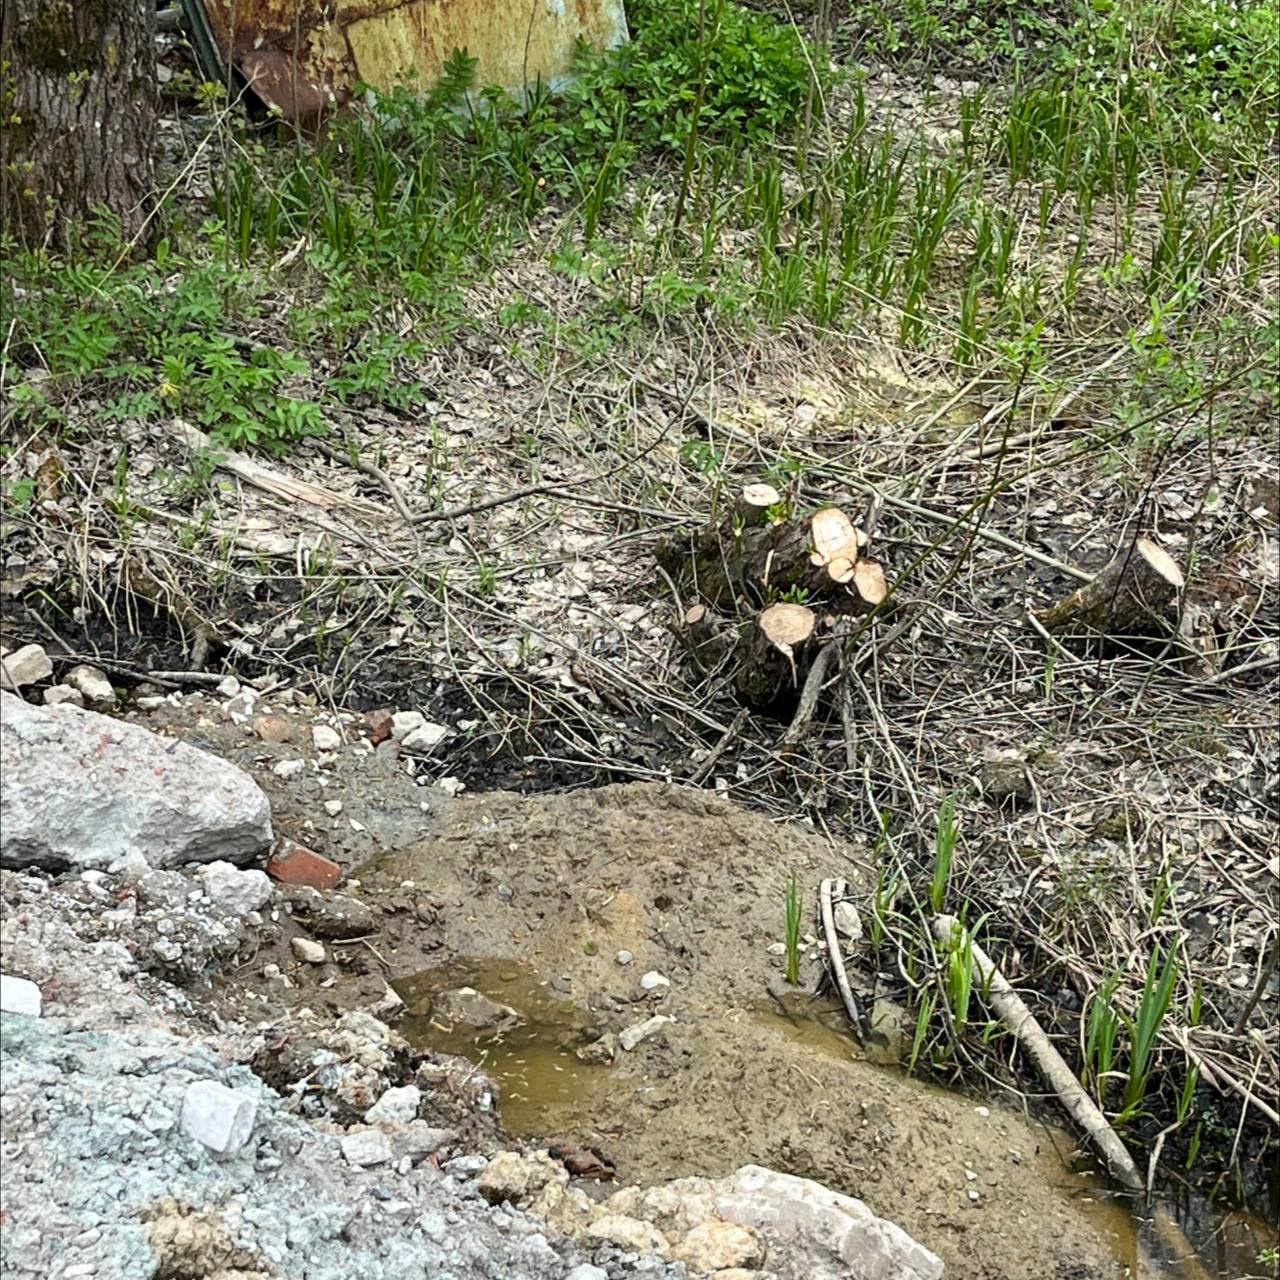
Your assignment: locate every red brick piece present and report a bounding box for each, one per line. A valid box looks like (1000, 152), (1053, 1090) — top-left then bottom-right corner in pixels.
(266, 838), (344, 890)
(365, 709), (394, 746)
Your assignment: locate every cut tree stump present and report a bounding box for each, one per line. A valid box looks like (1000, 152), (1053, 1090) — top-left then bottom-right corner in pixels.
(734, 603), (817, 708)
(1038, 538), (1184, 638)
(656, 487), (887, 611)
(678, 603), (735, 673)
(661, 484), (896, 716)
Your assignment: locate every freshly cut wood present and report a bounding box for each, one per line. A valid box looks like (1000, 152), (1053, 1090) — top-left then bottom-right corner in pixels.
(851, 558), (889, 607)
(658, 504), (880, 609)
(679, 603), (734, 672)
(1038, 538), (1184, 637)
(733, 604), (817, 708)
(809, 507), (862, 568)
(760, 602), (816, 649)
(736, 483), (782, 526)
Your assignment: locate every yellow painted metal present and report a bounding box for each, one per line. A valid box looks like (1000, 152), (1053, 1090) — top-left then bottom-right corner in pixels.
(196, 0), (627, 121)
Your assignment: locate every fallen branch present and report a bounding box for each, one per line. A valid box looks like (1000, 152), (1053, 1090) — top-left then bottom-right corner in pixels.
(689, 707), (750, 785)
(821, 878), (866, 1041)
(170, 420), (384, 517)
(315, 441), (417, 527)
(780, 640), (839, 757)
(932, 915), (1214, 1279)
(930, 914), (1143, 1190)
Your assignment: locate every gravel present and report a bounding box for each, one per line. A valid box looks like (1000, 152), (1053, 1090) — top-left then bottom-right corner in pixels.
(0, 868), (685, 1280)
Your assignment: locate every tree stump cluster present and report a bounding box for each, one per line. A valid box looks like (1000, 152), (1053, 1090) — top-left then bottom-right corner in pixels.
(658, 484), (891, 713)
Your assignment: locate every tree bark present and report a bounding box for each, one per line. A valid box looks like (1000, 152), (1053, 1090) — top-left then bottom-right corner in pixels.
(1, 0), (157, 251)
(1037, 538), (1184, 638)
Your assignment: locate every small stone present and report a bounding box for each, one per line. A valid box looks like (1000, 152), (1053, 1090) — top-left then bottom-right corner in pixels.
(833, 901), (863, 942)
(575, 1033), (617, 1065)
(286, 886), (374, 939)
(180, 1080), (257, 1157)
(615, 950), (634, 966)
(766, 941), (787, 955)
(391, 1121), (455, 1163)
(401, 722), (450, 754)
(66, 664), (115, 707)
(198, 861), (272, 916)
(0, 973), (43, 1017)
(437, 776), (466, 797)
(341, 1129), (393, 1168)
(429, 987), (524, 1030)
(0, 643), (52, 690)
(671, 1220), (764, 1272)
(291, 937), (326, 964)
(224, 689), (258, 718)
(619, 1014), (673, 1051)
(639, 971), (670, 993)
(323, 799), (344, 817)
(390, 710), (425, 741)
(216, 675), (241, 698)
(365, 708), (394, 745)
(967, 1188), (981, 1202)
(135, 695), (168, 710)
(252, 715), (295, 743)
(370, 984), (405, 1020)
(366, 1085), (421, 1126)
(477, 1151), (565, 1204)
(974, 1105), (990, 1118)
(565, 1267), (609, 1280)
(43, 684), (84, 708)
(272, 758), (305, 780)
(444, 1154), (488, 1177)
(312, 724), (341, 752)
(266, 838), (344, 889)
(586, 1214), (669, 1255)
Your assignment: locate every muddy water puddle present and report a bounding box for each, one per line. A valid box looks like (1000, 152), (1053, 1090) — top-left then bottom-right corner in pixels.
(395, 958), (1276, 1280)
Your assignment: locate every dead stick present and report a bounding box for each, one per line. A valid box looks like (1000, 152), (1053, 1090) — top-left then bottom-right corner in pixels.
(781, 641), (839, 757)
(931, 914), (1143, 1190)
(821, 879), (866, 1041)
(689, 707), (750, 785)
(1232, 932), (1279, 1035)
(316, 442), (418, 529)
(932, 916), (1213, 1280)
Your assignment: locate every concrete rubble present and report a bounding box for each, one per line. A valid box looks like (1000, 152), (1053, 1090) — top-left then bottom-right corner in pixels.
(0, 642), (53, 689)
(0, 867), (684, 1280)
(0, 691), (272, 871)
(0, 689), (944, 1280)
(474, 1150), (945, 1279)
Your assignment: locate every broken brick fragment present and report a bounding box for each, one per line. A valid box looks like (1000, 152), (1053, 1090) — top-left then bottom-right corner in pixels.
(266, 838), (343, 890)
(365, 708), (394, 746)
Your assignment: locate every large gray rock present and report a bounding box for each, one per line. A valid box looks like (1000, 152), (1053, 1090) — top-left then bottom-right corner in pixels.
(603, 1165), (943, 1280)
(0, 692), (272, 871)
(711, 1165), (943, 1280)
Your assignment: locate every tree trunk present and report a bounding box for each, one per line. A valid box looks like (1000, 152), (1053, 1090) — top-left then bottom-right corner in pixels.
(1, 0), (157, 251)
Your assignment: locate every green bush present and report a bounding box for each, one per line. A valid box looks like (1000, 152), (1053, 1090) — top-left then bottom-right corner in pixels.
(561, 0), (827, 154)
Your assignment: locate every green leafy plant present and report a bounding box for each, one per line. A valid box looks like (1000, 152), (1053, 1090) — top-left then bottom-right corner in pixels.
(1120, 939), (1182, 1120)
(929, 793), (959, 914)
(784, 874), (803, 986)
(1082, 970), (1123, 1105)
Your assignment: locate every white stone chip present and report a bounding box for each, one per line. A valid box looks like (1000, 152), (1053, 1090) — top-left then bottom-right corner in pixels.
(291, 937), (326, 964)
(180, 1080), (258, 1157)
(619, 1014), (673, 1051)
(0, 973), (43, 1017)
(312, 725), (341, 752)
(341, 1129), (394, 1167)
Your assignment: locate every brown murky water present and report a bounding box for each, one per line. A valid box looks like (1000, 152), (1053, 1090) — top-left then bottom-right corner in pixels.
(397, 958), (1277, 1280)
